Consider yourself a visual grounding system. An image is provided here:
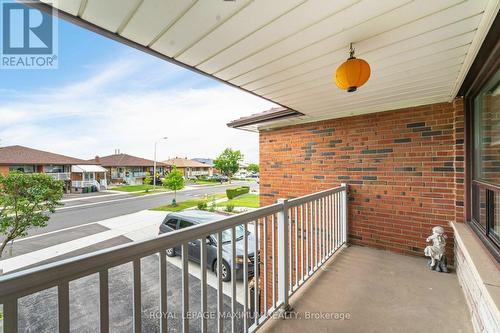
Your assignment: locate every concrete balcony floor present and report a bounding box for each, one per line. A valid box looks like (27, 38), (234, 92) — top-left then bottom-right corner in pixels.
(260, 245), (472, 333)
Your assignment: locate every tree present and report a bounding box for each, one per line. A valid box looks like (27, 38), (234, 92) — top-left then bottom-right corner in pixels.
(144, 171), (151, 192)
(0, 173), (63, 257)
(214, 148), (243, 181)
(247, 163), (259, 173)
(162, 166), (185, 206)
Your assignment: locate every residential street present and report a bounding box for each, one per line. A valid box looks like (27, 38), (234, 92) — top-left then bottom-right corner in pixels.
(26, 181), (257, 237)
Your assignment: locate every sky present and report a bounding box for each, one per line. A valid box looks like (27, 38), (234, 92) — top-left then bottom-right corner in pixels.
(0, 14), (276, 163)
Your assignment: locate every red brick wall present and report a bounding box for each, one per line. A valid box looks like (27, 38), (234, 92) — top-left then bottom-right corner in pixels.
(0, 166), (8, 176)
(259, 99), (465, 259)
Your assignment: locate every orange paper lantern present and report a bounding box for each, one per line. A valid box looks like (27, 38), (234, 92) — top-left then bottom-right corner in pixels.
(335, 44), (371, 92)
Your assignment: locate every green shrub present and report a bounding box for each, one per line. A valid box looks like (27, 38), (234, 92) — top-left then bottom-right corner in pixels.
(197, 202), (208, 210)
(226, 186), (250, 199)
(225, 204), (235, 213)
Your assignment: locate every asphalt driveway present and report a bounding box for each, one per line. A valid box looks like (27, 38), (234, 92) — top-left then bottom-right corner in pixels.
(18, 254), (249, 333)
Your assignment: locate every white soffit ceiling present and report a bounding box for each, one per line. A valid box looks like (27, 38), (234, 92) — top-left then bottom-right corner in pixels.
(43, 0), (499, 129)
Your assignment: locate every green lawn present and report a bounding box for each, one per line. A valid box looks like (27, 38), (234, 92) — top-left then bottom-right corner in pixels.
(217, 194), (260, 208)
(110, 185), (170, 195)
(151, 194), (226, 212)
(190, 180), (220, 186)
(109, 185), (154, 192)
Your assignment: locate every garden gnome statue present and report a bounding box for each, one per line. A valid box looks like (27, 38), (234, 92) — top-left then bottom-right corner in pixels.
(424, 226), (448, 273)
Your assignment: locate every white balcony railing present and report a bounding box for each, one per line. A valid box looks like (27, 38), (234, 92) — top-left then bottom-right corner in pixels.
(110, 172), (122, 179)
(46, 172), (71, 181)
(71, 180), (95, 188)
(0, 184), (348, 333)
(191, 170), (210, 176)
(71, 180), (103, 191)
(110, 172), (147, 178)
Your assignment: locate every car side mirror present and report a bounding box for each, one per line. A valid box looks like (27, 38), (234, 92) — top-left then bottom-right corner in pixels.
(206, 237), (213, 245)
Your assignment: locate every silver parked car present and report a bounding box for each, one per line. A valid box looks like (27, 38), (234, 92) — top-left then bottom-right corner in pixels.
(158, 210), (255, 282)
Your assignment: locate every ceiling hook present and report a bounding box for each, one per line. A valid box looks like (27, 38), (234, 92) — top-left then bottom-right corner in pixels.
(349, 43), (355, 59)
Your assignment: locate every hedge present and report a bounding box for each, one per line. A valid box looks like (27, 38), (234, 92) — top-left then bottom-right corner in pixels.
(226, 186), (250, 199)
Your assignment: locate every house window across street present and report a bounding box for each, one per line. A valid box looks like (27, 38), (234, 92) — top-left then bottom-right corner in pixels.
(43, 165), (65, 173)
(8, 165), (34, 173)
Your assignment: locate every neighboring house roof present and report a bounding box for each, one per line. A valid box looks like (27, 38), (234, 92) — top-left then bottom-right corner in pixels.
(89, 154), (166, 167)
(163, 158), (212, 168)
(0, 145), (92, 165)
(192, 158), (214, 166)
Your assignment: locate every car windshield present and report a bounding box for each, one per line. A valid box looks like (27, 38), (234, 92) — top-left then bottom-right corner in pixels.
(219, 225), (246, 243)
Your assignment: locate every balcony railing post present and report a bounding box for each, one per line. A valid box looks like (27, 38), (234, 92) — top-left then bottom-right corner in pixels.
(277, 198), (292, 313)
(4, 298), (18, 333)
(341, 183), (348, 245)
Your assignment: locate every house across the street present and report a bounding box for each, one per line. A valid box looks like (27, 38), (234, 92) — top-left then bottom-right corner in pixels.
(0, 145), (107, 191)
(89, 152), (167, 185)
(163, 157), (213, 178)
(193, 158), (221, 175)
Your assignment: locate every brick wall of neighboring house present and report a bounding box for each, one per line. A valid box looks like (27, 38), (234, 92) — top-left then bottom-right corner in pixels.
(0, 166), (9, 176)
(71, 173), (83, 181)
(259, 99), (465, 262)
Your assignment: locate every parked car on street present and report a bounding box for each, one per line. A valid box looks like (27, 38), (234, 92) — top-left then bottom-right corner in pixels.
(158, 210), (255, 281)
(211, 174), (229, 183)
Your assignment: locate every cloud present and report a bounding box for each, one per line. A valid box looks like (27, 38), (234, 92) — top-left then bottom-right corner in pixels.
(0, 58), (276, 162)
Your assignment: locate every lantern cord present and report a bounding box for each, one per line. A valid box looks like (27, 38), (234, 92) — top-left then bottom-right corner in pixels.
(349, 43), (355, 59)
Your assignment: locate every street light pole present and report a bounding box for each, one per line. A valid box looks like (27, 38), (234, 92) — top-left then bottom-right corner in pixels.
(153, 137), (167, 190)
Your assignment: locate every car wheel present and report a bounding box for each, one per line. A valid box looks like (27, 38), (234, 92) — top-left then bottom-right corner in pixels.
(166, 248), (176, 257)
(214, 260), (231, 282)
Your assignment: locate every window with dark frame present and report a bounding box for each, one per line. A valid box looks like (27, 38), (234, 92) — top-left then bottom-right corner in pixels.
(471, 68), (500, 249)
(462, 13), (500, 262)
